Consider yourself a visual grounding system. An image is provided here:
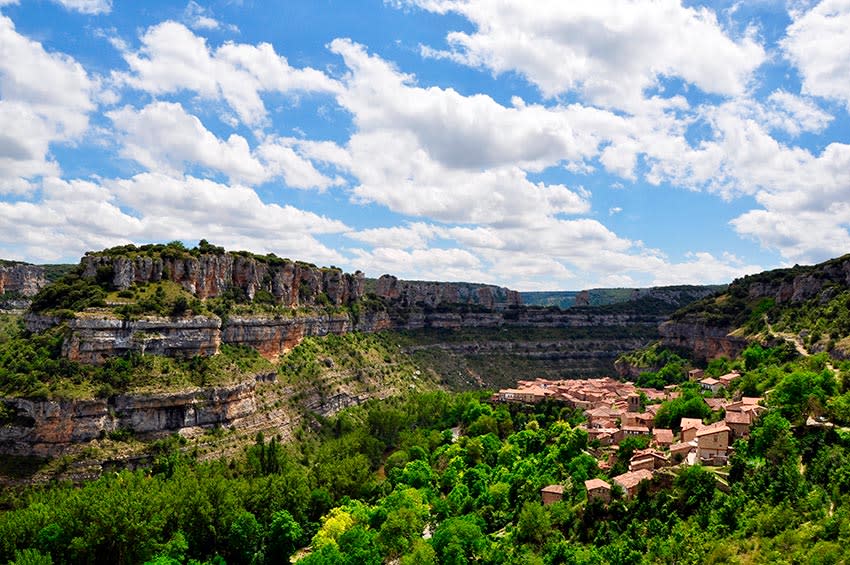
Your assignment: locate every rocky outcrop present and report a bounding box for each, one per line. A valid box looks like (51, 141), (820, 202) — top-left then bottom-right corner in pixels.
(375, 275), (521, 310)
(61, 315), (222, 364)
(659, 321), (748, 361)
(81, 253), (366, 307)
(0, 381), (256, 457)
(26, 305), (662, 364)
(0, 263), (47, 299)
(223, 314), (354, 359)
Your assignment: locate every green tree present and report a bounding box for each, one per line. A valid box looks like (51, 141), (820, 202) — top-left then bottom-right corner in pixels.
(515, 502), (551, 546)
(266, 511), (302, 563)
(227, 511), (262, 565)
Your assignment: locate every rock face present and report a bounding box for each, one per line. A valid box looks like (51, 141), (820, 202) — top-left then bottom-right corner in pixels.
(26, 305), (661, 365)
(375, 275), (521, 309)
(61, 315), (222, 364)
(0, 263), (47, 298)
(81, 253), (366, 307)
(223, 314), (354, 359)
(0, 381), (256, 457)
(660, 255), (850, 360)
(658, 321), (748, 361)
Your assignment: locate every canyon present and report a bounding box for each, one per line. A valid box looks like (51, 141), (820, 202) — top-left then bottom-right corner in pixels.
(11, 245), (801, 464)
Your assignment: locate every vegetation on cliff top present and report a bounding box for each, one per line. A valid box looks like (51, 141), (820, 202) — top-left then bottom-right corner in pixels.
(673, 254), (850, 326)
(523, 285), (725, 311)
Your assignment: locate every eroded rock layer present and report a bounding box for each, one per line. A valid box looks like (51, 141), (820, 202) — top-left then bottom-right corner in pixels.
(0, 381), (256, 457)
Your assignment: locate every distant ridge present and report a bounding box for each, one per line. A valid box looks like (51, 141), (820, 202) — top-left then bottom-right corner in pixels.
(522, 285), (725, 310)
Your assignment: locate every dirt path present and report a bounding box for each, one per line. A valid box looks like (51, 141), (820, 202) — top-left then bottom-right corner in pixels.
(763, 315), (839, 376)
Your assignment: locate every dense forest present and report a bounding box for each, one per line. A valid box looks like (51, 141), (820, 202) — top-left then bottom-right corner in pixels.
(3, 341), (850, 565)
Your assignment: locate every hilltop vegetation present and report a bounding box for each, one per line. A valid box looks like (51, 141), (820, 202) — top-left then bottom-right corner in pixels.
(523, 285), (724, 311)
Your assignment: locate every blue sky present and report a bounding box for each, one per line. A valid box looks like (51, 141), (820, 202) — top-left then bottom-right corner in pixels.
(1, 0), (849, 290)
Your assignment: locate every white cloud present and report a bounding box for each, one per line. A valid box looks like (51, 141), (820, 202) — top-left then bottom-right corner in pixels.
(0, 14), (95, 191)
(782, 0), (850, 110)
(52, 0), (111, 14)
(183, 1), (237, 32)
(349, 246), (485, 281)
(0, 174), (349, 263)
(107, 101), (266, 183)
(650, 252), (763, 286)
(107, 102), (342, 189)
(117, 21), (339, 126)
(403, 0), (765, 109)
(763, 90), (832, 136)
(347, 222), (444, 249)
(329, 39), (593, 226)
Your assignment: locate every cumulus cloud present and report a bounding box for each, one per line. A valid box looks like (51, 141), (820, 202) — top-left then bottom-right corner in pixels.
(403, 0), (765, 109)
(0, 174), (349, 263)
(329, 39), (594, 225)
(0, 14), (95, 191)
(107, 101), (343, 189)
(782, 0), (850, 111)
(116, 21), (339, 126)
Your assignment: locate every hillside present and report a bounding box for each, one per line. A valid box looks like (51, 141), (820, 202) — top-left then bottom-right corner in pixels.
(663, 254), (850, 360)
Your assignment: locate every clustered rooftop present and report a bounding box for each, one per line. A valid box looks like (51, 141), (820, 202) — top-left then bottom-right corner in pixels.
(493, 375), (765, 502)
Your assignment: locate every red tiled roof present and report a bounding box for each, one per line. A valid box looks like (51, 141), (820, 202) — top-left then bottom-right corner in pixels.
(613, 469), (653, 490)
(585, 478), (611, 491)
(696, 422), (730, 437)
(725, 411), (751, 425)
(680, 417), (703, 430)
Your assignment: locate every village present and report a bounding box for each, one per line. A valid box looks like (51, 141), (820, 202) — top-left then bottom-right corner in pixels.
(493, 369), (765, 503)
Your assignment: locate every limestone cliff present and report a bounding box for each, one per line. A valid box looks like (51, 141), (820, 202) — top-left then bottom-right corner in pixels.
(375, 275), (521, 309)
(81, 252), (365, 307)
(0, 262), (47, 302)
(0, 381), (256, 457)
(60, 315), (222, 364)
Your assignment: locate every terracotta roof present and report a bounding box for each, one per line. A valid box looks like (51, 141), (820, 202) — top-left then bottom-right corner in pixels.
(622, 425), (650, 433)
(741, 397), (762, 405)
(653, 428), (674, 443)
(584, 478), (611, 491)
(613, 469), (654, 490)
(705, 398), (728, 411)
(696, 422), (730, 437)
(669, 441), (694, 453)
(541, 484), (564, 494)
(725, 411), (751, 425)
(700, 377), (721, 386)
(680, 417), (704, 430)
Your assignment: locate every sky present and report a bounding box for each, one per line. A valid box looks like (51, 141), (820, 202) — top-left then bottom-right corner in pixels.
(0, 0), (849, 290)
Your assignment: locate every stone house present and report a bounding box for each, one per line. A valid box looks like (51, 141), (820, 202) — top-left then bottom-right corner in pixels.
(680, 418), (704, 442)
(629, 448), (670, 472)
(652, 428), (674, 449)
(725, 410), (752, 439)
(541, 484), (565, 505)
(669, 441), (695, 463)
(688, 368), (705, 381)
(696, 422), (731, 464)
(718, 371), (741, 388)
(585, 478), (612, 503)
(700, 377), (723, 394)
(613, 469), (654, 498)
